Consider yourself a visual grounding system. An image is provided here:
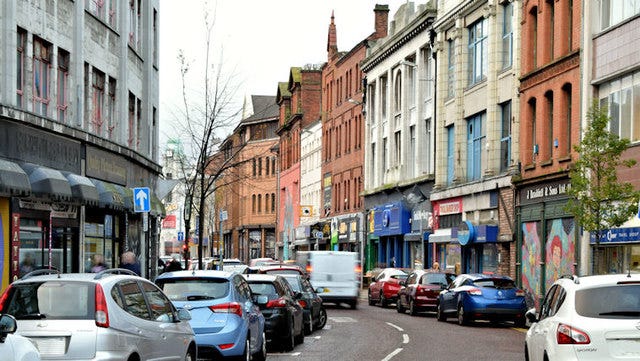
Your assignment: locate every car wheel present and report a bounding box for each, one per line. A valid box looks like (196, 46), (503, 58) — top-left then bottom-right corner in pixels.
(457, 304), (469, 326)
(396, 298), (405, 313)
(436, 303), (446, 322)
(252, 332), (267, 361)
(283, 320), (295, 352)
(368, 290), (375, 306)
(316, 307), (327, 330)
(184, 348), (194, 361)
(295, 321), (305, 345)
(379, 292), (387, 308)
(305, 313), (314, 335)
(409, 299), (417, 316)
(240, 338), (250, 361)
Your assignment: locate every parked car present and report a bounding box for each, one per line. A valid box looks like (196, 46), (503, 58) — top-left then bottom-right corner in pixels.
(249, 258), (275, 267)
(437, 273), (527, 327)
(0, 269), (196, 360)
(280, 274), (327, 334)
(296, 251), (360, 309)
(397, 270), (456, 315)
(243, 274), (304, 351)
(256, 265), (307, 277)
(222, 259), (249, 274)
(368, 268), (409, 307)
(155, 270), (267, 361)
(0, 314), (40, 361)
(524, 273), (640, 361)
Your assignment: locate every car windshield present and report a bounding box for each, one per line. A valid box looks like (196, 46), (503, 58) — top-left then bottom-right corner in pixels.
(2, 282), (93, 320)
(474, 278), (516, 289)
(575, 284), (640, 319)
(157, 278), (229, 301)
(422, 273), (455, 286)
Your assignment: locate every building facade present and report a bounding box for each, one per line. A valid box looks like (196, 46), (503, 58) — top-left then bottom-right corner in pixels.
(515, 0), (581, 307)
(362, 2), (437, 271)
(582, 2), (640, 276)
(431, 0), (521, 276)
(1, 0), (163, 289)
(299, 120), (323, 251)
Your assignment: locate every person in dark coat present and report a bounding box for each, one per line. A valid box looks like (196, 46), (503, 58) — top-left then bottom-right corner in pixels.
(165, 258), (183, 272)
(119, 251), (141, 276)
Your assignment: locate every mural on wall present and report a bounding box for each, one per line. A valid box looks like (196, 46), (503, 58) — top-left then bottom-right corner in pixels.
(545, 218), (575, 291)
(521, 221), (542, 309)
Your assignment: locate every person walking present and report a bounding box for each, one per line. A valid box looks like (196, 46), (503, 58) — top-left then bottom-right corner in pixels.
(91, 254), (108, 273)
(119, 251), (141, 276)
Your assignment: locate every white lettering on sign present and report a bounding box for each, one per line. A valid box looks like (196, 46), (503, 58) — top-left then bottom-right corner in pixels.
(526, 183), (571, 200)
(439, 201), (461, 215)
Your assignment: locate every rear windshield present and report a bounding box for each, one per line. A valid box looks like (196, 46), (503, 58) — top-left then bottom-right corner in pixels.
(283, 277), (302, 292)
(575, 284), (640, 319)
(263, 269), (301, 275)
(473, 278), (516, 289)
(157, 278), (229, 301)
(2, 282), (94, 320)
(247, 282), (279, 300)
(422, 273), (455, 286)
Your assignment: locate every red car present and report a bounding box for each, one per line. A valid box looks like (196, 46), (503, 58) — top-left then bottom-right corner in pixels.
(367, 268), (408, 307)
(396, 270), (456, 315)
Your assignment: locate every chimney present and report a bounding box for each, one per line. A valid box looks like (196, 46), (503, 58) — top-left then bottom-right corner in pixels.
(373, 4), (389, 39)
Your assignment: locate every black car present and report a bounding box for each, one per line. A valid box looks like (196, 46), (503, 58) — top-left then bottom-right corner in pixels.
(243, 274), (304, 351)
(281, 274), (327, 334)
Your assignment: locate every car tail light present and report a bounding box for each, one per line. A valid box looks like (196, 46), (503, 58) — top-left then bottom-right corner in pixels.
(467, 287), (482, 296)
(266, 297), (287, 308)
(95, 284), (110, 328)
(209, 302), (242, 317)
(298, 300), (307, 308)
(218, 343), (235, 350)
(355, 265), (362, 274)
(306, 264), (313, 273)
(515, 289), (525, 297)
(557, 323), (590, 344)
(0, 285), (13, 311)
(415, 285), (426, 295)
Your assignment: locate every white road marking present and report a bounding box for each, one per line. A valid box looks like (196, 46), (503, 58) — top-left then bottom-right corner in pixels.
(329, 316), (357, 323)
(313, 336), (321, 340)
(381, 348), (403, 361)
(385, 322), (404, 332)
(402, 334), (409, 344)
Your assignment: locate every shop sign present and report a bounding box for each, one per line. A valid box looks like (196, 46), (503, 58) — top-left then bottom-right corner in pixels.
(520, 180), (571, 205)
(295, 226), (310, 239)
(454, 220), (475, 246)
(590, 227), (640, 244)
(162, 215), (177, 229)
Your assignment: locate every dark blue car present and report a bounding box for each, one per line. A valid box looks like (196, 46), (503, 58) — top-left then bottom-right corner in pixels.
(436, 273), (527, 327)
(156, 270), (267, 360)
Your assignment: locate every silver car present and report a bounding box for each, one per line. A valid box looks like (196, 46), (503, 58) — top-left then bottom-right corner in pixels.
(0, 269), (196, 361)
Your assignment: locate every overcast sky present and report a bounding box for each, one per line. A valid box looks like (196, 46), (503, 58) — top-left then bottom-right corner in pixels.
(159, 0), (403, 146)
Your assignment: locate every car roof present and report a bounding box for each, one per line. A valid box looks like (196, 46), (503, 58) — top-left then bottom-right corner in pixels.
(13, 269), (143, 283)
(243, 274), (281, 282)
(156, 269), (236, 279)
(556, 273), (640, 289)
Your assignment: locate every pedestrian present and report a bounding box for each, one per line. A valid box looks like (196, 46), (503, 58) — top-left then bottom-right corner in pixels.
(431, 261), (441, 272)
(91, 254), (108, 273)
(119, 251), (141, 276)
(165, 257), (183, 272)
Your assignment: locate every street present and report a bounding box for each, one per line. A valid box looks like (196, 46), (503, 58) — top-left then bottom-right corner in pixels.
(266, 294), (526, 361)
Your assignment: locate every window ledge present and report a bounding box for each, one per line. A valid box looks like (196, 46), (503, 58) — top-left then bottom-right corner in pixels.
(540, 159), (553, 167)
(558, 155), (572, 163)
(523, 163), (535, 171)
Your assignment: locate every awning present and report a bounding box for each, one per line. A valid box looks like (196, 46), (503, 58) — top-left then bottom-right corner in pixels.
(428, 229), (452, 243)
(90, 179), (126, 210)
(404, 231), (430, 242)
(63, 172), (99, 205)
(119, 186), (134, 211)
(150, 193), (166, 217)
(20, 163), (72, 201)
(0, 158), (30, 196)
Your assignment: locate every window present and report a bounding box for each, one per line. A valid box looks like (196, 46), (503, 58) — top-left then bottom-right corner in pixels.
(407, 61), (416, 108)
(153, 8), (158, 67)
(91, 69), (105, 135)
(500, 102), (512, 173)
(57, 49), (70, 123)
(381, 76), (388, 120)
(86, 0), (117, 28)
(136, 98), (142, 149)
(257, 195), (262, 213)
(409, 125), (416, 177)
(107, 78), (116, 139)
(447, 125), (455, 185)
(141, 282), (174, 322)
(468, 18), (488, 86)
(252, 195), (256, 213)
(394, 131), (402, 167)
(546, 0), (555, 61)
(447, 39), (455, 98)
(502, 2), (513, 69)
(272, 157), (276, 175)
(530, 98), (538, 161)
(545, 91), (554, 160)
(600, 0), (640, 30)
(425, 118), (432, 173)
(117, 281), (149, 319)
(16, 28), (26, 107)
(33, 36), (52, 116)
(370, 142), (376, 181)
(422, 48), (433, 101)
(369, 83), (376, 125)
(258, 157), (262, 176)
(382, 137), (388, 173)
(252, 158), (257, 177)
(531, 8), (538, 69)
(467, 113), (485, 181)
(562, 84), (572, 156)
(600, 74), (640, 143)
(128, 92), (136, 147)
(271, 193), (275, 213)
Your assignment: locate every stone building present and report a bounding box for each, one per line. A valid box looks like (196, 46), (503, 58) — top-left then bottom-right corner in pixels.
(0, 0), (163, 288)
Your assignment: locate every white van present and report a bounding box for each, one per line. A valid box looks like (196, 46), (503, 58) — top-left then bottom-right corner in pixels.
(296, 251), (359, 309)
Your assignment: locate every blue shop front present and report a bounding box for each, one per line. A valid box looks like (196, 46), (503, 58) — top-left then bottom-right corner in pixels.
(452, 221), (500, 274)
(372, 202), (411, 268)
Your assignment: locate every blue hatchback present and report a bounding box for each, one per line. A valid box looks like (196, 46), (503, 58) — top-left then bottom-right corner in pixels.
(156, 270), (267, 360)
(436, 273), (527, 327)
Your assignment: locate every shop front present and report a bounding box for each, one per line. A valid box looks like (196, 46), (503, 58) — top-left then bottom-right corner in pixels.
(590, 217), (640, 274)
(371, 202), (411, 268)
(451, 221), (499, 274)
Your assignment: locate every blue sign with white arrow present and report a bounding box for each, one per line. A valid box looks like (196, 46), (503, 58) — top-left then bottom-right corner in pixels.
(133, 187), (151, 213)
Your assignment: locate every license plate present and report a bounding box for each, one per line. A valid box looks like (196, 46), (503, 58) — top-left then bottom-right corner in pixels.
(32, 337), (67, 356)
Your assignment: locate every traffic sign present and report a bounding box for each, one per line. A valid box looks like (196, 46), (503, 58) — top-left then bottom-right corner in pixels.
(314, 230), (323, 239)
(133, 187), (151, 212)
(178, 231), (184, 241)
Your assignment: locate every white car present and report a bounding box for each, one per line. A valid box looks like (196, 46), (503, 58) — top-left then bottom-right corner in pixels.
(525, 273), (640, 361)
(0, 314), (40, 361)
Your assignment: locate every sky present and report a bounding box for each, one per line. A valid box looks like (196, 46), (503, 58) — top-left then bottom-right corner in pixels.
(159, 0), (404, 146)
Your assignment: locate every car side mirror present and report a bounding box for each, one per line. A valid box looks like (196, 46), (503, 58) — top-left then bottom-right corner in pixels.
(177, 308), (192, 321)
(0, 314), (17, 343)
(315, 287), (325, 294)
(525, 308), (537, 324)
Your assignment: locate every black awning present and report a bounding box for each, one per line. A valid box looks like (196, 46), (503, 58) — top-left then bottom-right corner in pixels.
(20, 163), (72, 201)
(64, 173), (99, 206)
(119, 186), (134, 211)
(150, 193), (165, 217)
(90, 178), (126, 210)
(0, 158), (31, 196)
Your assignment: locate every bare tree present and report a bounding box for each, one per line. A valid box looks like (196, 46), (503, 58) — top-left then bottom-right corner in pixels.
(169, 6), (247, 269)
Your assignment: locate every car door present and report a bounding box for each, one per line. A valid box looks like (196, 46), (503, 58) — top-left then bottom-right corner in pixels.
(301, 277), (322, 320)
(400, 273), (416, 307)
(528, 285), (563, 361)
(439, 275), (465, 313)
(279, 278), (303, 334)
(140, 280), (191, 361)
(234, 275), (262, 350)
(370, 271), (384, 296)
(115, 280), (160, 359)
